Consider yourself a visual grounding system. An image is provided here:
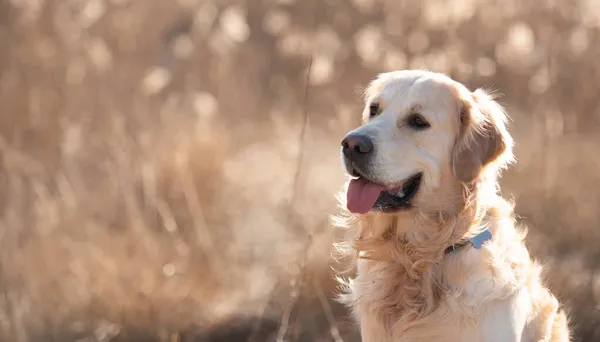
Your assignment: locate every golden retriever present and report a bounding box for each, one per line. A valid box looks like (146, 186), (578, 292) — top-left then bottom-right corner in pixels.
(332, 70), (570, 342)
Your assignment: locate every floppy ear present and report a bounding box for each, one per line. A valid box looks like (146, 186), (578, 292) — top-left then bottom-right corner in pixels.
(452, 89), (514, 183)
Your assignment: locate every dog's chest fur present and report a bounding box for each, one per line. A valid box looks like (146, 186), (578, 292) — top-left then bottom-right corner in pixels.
(346, 211), (560, 342)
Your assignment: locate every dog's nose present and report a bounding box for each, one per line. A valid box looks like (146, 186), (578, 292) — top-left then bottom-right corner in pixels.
(342, 133), (373, 155)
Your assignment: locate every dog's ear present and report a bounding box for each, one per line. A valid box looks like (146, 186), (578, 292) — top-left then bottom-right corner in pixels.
(452, 89), (514, 183)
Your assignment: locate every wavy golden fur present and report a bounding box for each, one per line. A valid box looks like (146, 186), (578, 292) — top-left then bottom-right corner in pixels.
(332, 70), (570, 341)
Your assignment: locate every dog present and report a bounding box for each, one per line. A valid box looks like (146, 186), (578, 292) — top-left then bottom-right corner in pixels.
(332, 70), (570, 342)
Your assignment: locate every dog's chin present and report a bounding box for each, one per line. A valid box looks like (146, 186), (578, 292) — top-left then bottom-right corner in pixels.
(345, 171), (424, 214)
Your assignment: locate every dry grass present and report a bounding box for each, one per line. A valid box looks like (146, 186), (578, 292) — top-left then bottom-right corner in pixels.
(0, 0), (599, 341)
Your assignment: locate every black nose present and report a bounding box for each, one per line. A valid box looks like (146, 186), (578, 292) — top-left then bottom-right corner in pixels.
(341, 133), (373, 155)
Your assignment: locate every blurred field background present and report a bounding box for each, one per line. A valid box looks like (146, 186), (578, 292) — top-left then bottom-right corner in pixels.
(1, 0), (600, 341)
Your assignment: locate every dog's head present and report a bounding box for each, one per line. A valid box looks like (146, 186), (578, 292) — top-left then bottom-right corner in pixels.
(341, 70), (513, 215)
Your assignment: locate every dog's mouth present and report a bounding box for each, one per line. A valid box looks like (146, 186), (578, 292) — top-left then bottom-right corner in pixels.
(346, 173), (423, 214)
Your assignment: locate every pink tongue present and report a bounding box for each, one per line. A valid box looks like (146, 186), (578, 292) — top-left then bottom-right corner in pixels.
(347, 178), (386, 214)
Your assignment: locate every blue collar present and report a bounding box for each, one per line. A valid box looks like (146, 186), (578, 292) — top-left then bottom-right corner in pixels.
(444, 229), (492, 254)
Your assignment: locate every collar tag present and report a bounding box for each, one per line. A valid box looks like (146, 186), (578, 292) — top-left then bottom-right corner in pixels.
(468, 229), (492, 249)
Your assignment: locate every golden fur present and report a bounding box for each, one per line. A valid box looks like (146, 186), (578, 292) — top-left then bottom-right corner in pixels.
(332, 70), (570, 341)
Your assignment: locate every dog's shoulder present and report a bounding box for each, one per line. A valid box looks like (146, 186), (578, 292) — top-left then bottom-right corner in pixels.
(441, 200), (533, 305)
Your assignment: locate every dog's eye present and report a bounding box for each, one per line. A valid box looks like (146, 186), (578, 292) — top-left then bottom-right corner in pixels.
(369, 103), (380, 118)
(407, 114), (430, 130)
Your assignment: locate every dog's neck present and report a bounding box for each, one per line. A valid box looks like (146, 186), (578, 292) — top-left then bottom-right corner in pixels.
(340, 178), (501, 329)
(353, 180), (491, 261)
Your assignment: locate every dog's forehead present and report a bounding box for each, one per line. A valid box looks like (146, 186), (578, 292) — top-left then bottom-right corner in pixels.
(366, 73), (461, 123)
(366, 73), (419, 104)
(368, 73), (457, 104)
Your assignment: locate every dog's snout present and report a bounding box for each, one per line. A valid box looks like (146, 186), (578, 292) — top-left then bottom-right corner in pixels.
(342, 133), (373, 155)
(342, 133), (374, 173)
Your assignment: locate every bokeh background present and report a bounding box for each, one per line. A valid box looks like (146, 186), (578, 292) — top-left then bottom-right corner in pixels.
(1, 0), (600, 341)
